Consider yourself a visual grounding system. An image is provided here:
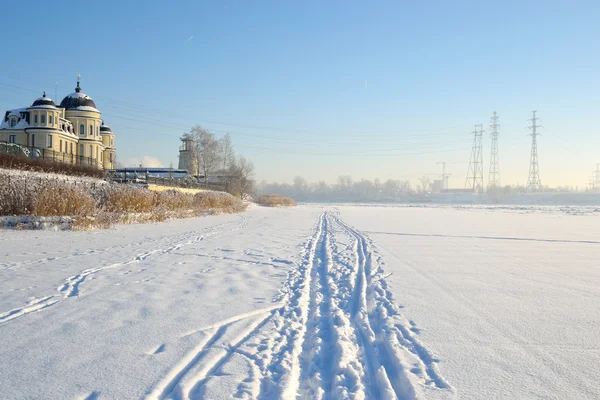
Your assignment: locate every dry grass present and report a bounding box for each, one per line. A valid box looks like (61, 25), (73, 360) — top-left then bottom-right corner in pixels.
(0, 152), (105, 178)
(0, 172), (246, 229)
(257, 194), (297, 207)
(32, 185), (96, 217)
(96, 184), (155, 213)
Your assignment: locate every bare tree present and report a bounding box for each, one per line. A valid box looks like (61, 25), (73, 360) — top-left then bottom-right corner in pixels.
(190, 125), (221, 185)
(418, 176), (431, 194)
(219, 133), (234, 174)
(112, 153), (123, 169)
(228, 155), (255, 199)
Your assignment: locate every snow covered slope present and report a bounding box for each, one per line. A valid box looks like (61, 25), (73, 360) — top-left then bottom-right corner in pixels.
(0, 204), (598, 399)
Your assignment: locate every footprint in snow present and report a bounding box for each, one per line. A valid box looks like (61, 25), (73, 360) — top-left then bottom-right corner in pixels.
(148, 344), (166, 355)
(82, 391), (101, 400)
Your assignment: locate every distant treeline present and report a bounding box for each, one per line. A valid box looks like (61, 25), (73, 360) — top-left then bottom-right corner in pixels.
(257, 176), (414, 202)
(257, 176), (589, 203)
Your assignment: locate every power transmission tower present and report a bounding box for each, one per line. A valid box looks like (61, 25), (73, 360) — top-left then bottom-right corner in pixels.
(488, 112), (500, 188)
(465, 125), (484, 193)
(526, 111), (542, 191)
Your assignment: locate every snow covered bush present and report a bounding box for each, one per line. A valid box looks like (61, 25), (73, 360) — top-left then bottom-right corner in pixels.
(154, 189), (194, 211)
(0, 171), (246, 229)
(257, 194), (296, 207)
(95, 184), (155, 213)
(32, 184), (95, 217)
(0, 173), (94, 217)
(193, 191), (243, 210)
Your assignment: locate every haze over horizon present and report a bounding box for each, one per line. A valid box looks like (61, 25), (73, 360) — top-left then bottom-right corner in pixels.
(0, 1), (598, 188)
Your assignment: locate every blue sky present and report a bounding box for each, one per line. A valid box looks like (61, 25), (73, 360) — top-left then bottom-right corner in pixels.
(1, 0), (598, 187)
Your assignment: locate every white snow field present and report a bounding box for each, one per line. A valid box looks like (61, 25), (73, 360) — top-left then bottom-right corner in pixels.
(0, 204), (599, 399)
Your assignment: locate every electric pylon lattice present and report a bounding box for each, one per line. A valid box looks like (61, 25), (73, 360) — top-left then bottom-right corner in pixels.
(526, 111), (542, 191)
(465, 124), (484, 193)
(488, 112), (500, 188)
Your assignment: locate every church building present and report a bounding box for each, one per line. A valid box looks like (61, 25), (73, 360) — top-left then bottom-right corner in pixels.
(0, 78), (116, 169)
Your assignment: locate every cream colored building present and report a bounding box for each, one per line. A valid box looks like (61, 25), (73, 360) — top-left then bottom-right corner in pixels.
(0, 79), (116, 169)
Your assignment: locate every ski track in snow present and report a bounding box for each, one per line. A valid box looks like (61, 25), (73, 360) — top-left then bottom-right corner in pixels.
(144, 211), (453, 399)
(0, 217), (248, 325)
(0, 295), (58, 324)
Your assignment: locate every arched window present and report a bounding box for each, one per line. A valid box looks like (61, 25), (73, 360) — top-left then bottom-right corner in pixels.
(80, 124), (85, 135)
(10, 118), (17, 127)
(89, 125), (93, 136)
(49, 114), (53, 125)
(41, 114), (46, 124)
(34, 115), (38, 124)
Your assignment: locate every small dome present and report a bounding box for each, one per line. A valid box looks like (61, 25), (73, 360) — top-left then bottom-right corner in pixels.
(100, 122), (113, 133)
(59, 81), (98, 111)
(31, 92), (56, 108)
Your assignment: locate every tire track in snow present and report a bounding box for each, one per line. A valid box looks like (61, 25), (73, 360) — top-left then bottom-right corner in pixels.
(252, 211), (452, 398)
(145, 306), (279, 400)
(333, 214), (452, 394)
(249, 212), (327, 399)
(0, 216), (248, 325)
(141, 210), (454, 399)
(298, 214), (337, 398)
(142, 213), (328, 400)
(298, 214), (369, 399)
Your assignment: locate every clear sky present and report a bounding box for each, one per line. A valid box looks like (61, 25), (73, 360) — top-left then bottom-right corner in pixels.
(1, 1), (598, 188)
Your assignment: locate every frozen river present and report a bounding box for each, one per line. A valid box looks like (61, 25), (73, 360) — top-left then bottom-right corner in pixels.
(1, 204), (598, 399)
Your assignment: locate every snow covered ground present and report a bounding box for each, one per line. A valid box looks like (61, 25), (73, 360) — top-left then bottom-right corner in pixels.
(0, 204), (598, 399)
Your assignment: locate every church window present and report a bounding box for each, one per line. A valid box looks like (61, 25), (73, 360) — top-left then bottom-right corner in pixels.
(80, 124), (85, 135)
(41, 115), (46, 124)
(90, 125), (93, 136)
(49, 114), (53, 124)
(34, 115), (38, 124)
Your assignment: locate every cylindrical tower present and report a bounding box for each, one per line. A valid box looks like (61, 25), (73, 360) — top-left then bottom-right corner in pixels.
(178, 134), (198, 175)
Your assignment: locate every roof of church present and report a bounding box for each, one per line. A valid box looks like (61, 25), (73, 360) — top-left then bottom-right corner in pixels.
(59, 81), (99, 112)
(100, 123), (113, 133)
(30, 92), (57, 108)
